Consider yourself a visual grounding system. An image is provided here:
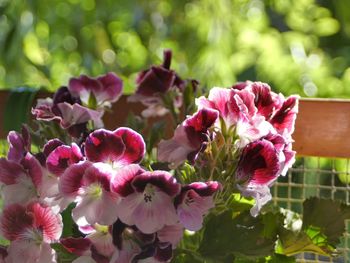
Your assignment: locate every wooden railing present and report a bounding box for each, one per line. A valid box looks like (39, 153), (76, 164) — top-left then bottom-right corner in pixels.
(1, 90), (349, 158)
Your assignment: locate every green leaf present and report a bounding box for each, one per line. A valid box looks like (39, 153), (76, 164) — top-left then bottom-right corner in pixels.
(3, 87), (38, 132)
(60, 203), (80, 238)
(51, 243), (78, 263)
(199, 210), (279, 260)
(277, 228), (333, 256)
(302, 197), (350, 247)
(147, 120), (166, 153)
(225, 193), (254, 213)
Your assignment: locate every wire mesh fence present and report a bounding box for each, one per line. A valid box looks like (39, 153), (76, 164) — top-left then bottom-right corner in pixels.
(272, 157), (350, 263)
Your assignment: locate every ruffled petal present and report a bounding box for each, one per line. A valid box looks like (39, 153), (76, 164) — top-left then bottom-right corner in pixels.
(133, 190), (178, 234)
(60, 237), (91, 256)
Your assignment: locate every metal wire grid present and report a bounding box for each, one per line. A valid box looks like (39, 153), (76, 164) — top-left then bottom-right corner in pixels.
(272, 157), (350, 263)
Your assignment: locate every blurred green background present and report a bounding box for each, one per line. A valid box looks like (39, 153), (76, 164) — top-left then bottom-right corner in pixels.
(0, 0), (350, 97)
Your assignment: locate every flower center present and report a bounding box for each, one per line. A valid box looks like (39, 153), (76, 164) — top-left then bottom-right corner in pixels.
(143, 184), (155, 203)
(86, 183), (103, 199)
(94, 223), (109, 234)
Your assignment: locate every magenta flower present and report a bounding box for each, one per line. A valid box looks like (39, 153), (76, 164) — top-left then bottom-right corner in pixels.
(236, 133), (295, 216)
(84, 128), (145, 166)
(7, 126), (31, 163)
(236, 138), (280, 186)
(32, 87), (103, 136)
(0, 202), (62, 263)
(46, 143), (84, 177)
(68, 72), (123, 108)
(175, 181), (220, 231)
(269, 95), (299, 136)
(128, 50), (185, 117)
(157, 108), (218, 167)
(117, 170), (181, 234)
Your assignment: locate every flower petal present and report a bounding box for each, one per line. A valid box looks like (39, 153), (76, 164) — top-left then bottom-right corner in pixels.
(157, 224), (183, 248)
(132, 171), (180, 197)
(111, 164), (144, 197)
(270, 95), (299, 135)
(96, 72), (123, 103)
(59, 161), (92, 197)
(57, 103), (103, 128)
(236, 139), (280, 185)
(46, 143), (83, 177)
(0, 158), (26, 185)
(0, 203), (33, 241)
(85, 129), (125, 163)
(28, 202), (63, 242)
(114, 128), (145, 165)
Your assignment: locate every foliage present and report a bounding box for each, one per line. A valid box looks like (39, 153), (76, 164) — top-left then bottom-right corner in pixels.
(0, 0), (350, 97)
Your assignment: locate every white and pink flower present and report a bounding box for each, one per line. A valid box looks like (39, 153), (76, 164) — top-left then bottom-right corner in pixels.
(117, 170), (181, 234)
(0, 202), (62, 263)
(59, 161), (120, 226)
(175, 181), (220, 231)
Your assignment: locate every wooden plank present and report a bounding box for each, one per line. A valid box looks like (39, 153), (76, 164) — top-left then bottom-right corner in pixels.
(293, 99), (350, 158)
(0, 90), (350, 158)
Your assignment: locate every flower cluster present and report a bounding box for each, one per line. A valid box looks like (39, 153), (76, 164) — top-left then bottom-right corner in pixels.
(0, 51), (298, 262)
(0, 70), (220, 263)
(159, 81), (298, 216)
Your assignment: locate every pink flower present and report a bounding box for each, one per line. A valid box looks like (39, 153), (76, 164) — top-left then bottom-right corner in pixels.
(0, 202), (62, 263)
(68, 72), (123, 108)
(157, 108), (218, 167)
(196, 87), (272, 147)
(0, 153), (43, 206)
(157, 224), (184, 248)
(117, 170), (181, 234)
(59, 161), (120, 226)
(233, 81), (299, 136)
(175, 181), (220, 231)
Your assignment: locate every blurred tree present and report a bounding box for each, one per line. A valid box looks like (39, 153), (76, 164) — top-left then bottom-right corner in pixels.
(0, 0), (349, 97)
